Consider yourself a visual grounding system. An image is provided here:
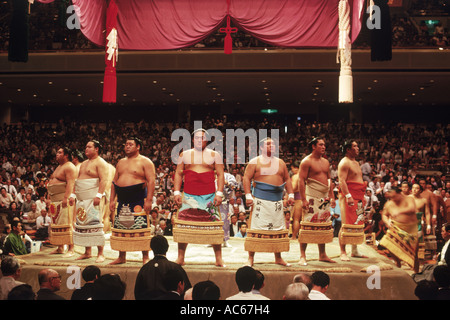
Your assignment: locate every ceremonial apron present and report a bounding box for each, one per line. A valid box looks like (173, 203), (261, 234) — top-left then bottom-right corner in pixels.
(244, 181), (289, 253)
(298, 178), (334, 244)
(48, 183), (73, 246)
(338, 181), (367, 245)
(173, 170), (223, 245)
(380, 220), (419, 269)
(110, 183), (151, 252)
(73, 178), (105, 247)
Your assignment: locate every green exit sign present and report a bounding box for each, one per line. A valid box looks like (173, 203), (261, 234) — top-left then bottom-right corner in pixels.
(261, 109), (278, 114)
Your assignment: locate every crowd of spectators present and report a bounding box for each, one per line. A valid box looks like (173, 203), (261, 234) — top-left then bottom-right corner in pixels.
(0, 1), (448, 53)
(0, 117), (449, 249)
(0, 116), (449, 300)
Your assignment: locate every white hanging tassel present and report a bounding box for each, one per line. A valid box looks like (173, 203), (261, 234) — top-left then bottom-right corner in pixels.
(337, 0), (353, 103)
(106, 28), (118, 68)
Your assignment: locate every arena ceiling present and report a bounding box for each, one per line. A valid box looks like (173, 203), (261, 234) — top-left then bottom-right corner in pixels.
(0, 49), (449, 111)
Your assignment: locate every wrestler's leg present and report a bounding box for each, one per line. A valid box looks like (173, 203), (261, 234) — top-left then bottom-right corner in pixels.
(76, 246), (92, 260)
(351, 244), (368, 258)
(142, 251), (150, 265)
(50, 245), (65, 254)
(291, 201), (302, 240)
(338, 196), (351, 261)
(96, 246), (105, 263)
(274, 252), (290, 267)
(63, 244), (75, 258)
(247, 252), (255, 267)
(318, 244), (336, 263)
(109, 251), (127, 265)
(212, 244), (226, 267)
(299, 243), (308, 265)
(176, 243), (188, 266)
(339, 233), (350, 261)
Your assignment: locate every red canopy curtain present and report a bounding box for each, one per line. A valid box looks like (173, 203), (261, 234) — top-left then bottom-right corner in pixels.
(39, 0), (364, 50)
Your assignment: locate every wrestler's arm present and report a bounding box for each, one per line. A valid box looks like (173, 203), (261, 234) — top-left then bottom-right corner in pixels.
(143, 158), (156, 214)
(214, 151), (225, 206)
(381, 201), (392, 229)
(69, 161), (84, 206)
(325, 159), (336, 206)
(93, 159), (109, 206)
(430, 193), (438, 226)
(291, 173), (299, 193)
(64, 164), (77, 209)
(109, 162), (120, 221)
(337, 159), (354, 206)
(173, 153), (184, 206)
(298, 159), (309, 209)
(424, 198), (431, 234)
(282, 160), (295, 206)
(243, 159), (256, 207)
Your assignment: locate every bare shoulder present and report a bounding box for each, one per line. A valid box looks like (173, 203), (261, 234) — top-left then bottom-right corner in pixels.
(64, 161), (77, 172)
(300, 154), (312, 166)
(248, 156), (259, 165)
(139, 155), (155, 166)
(338, 156), (350, 168)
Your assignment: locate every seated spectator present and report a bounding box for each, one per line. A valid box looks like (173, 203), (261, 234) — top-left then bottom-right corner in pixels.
(134, 235), (191, 300)
(252, 269), (269, 299)
(154, 269), (185, 300)
(184, 287), (193, 300)
(0, 224), (11, 256)
(91, 273), (126, 300)
(230, 214), (239, 237)
(192, 280), (221, 300)
(237, 211), (247, 227)
(3, 220), (28, 256)
(7, 284), (36, 300)
(235, 222), (248, 238)
(293, 273), (313, 292)
(309, 271), (331, 300)
(433, 265), (450, 300)
(22, 203), (39, 231)
(71, 265), (101, 300)
(36, 268), (65, 300)
(0, 187), (14, 210)
(15, 187), (26, 206)
(155, 219), (168, 236)
(150, 208), (164, 228)
(226, 266), (269, 300)
(20, 194), (35, 218)
(414, 280), (439, 300)
(34, 209), (51, 240)
(7, 202), (21, 224)
(0, 256), (24, 300)
(35, 194), (47, 213)
(282, 282), (309, 300)
(413, 223), (450, 283)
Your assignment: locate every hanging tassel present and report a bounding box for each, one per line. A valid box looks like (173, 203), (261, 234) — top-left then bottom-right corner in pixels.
(8, 0), (30, 63)
(102, 0), (119, 103)
(337, 0), (353, 104)
(224, 33), (233, 54)
(370, 0), (392, 61)
(220, 15), (237, 55)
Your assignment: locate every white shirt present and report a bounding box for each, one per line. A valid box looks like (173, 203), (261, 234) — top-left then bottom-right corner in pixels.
(36, 215), (52, 230)
(439, 239), (450, 266)
(308, 289), (330, 300)
(35, 199), (47, 213)
(226, 291), (270, 300)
